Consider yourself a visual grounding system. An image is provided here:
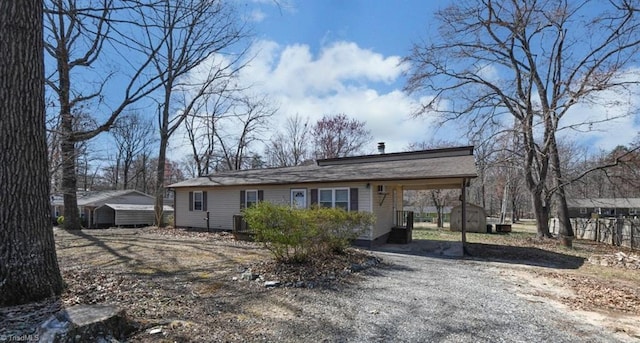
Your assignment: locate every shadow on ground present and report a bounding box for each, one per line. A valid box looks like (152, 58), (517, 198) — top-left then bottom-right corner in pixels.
(372, 239), (585, 269)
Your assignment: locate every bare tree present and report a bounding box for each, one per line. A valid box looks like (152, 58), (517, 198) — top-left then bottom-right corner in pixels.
(215, 94), (276, 171)
(132, 0), (250, 226)
(312, 113), (372, 159)
(266, 113), (312, 167)
(0, 0), (64, 305)
(110, 112), (156, 189)
(405, 0), (640, 245)
(44, 0), (167, 230)
(183, 80), (234, 176)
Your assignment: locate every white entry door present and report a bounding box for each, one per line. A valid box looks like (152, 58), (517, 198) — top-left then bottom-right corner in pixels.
(291, 189), (307, 209)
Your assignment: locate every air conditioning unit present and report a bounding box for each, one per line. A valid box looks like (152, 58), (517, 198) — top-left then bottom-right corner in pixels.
(377, 185), (387, 194)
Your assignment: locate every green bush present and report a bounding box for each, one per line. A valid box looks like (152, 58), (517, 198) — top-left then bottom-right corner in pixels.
(243, 202), (375, 263)
(310, 206), (375, 254)
(56, 216), (64, 226)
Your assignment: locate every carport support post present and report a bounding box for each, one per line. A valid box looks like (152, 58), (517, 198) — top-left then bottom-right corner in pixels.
(461, 179), (467, 253)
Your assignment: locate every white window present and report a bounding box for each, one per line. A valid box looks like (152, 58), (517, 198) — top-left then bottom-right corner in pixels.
(193, 191), (203, 211)
(245, 190), (258, 208)
(319, 188), (349, 210)
(291, 189), (307, 209)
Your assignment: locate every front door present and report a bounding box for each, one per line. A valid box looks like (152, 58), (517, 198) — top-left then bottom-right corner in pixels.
(291, 189), (307, 209)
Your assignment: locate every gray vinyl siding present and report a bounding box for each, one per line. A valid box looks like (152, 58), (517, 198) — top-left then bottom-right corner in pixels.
(175, 187), (239, 230)
(174, 183), (375, 238)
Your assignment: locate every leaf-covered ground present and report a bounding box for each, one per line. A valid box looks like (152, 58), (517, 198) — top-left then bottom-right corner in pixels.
(1, 226), (639, 341)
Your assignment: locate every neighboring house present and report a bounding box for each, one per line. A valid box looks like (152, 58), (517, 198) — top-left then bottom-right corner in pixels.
(168, 146), (478, 246)
(51, 189), (173, 228)
(567, 198), (640, 218)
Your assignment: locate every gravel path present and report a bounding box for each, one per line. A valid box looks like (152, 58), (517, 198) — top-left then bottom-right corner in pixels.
(273, 251), (632, 343)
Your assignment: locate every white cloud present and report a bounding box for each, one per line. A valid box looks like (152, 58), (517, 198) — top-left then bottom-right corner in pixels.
(559, 68), (640, 151)
(168, 39), (441, 162)
(237, 40), (430, 153)
(247, 9), (266, 22)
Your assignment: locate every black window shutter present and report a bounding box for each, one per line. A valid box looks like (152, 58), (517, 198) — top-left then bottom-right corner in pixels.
(203, 191), (208, 211)
(310, 189), (318, 205)
(188, 191), (193, 211)
(350, 188), (358, 211)
(258, 190), (264, 202)
(240, 190), (245, 210)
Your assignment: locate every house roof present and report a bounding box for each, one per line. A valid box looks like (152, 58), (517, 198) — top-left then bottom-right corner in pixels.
(51, 190), (154, 207)
(567, 198), (640, 208)
(102, 203), (174, 212)
(169, 146), (477, 188)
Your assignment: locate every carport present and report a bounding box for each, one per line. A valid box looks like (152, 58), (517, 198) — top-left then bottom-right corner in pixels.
(94, 203), (174, 228)
(315, 145), (478, 250)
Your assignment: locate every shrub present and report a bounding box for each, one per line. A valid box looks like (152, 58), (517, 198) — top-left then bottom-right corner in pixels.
(310, 206), (375, 254)
(243, 202), (375, 262)
(56, 216), (64, 226)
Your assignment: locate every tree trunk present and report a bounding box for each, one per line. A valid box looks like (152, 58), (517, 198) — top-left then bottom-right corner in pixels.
(550, 136), (575, 247)
(61, 131), (82, 229)
(532, 192), (551, 238)
(0, 0), (65, 305)
(55, 7), (82, 230)
(155, 133), (168, 227)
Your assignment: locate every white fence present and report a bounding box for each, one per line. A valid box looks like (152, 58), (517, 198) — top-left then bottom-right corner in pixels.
(550, 218), (639, 249)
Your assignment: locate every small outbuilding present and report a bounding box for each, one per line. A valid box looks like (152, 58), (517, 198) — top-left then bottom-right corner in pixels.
(94, 203), (174, 228)
(450, 203), (487, 233)
(51, 189), (173, 228)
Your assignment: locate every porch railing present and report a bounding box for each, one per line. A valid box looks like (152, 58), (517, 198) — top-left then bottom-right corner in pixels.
(232, 215), (253, 241)
(395, 211), (414, 230)
(389, 211), (414, 244)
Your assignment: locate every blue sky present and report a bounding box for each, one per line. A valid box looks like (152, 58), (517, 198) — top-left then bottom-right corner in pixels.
(169, 0), (454, 157)
(167, 0), (453, 159)
(193, 0), (637, 160)
(72, 0), (638, 163)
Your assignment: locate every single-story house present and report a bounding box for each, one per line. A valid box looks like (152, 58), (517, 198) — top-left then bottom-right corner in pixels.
(51, 189), (173, 228)
(567, 198), (640, 218)
(168, 146), (478, 246)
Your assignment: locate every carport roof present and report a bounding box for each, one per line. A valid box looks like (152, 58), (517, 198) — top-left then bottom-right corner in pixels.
(169, 146), (477, 188)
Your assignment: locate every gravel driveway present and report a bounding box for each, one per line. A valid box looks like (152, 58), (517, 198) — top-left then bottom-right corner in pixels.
(271, 251), (632, 343)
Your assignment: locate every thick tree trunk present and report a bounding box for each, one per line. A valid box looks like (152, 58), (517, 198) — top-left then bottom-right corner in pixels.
(550, 137), (575, 247)
(532, 192), (552, 238)
(0, 0), (65, 305)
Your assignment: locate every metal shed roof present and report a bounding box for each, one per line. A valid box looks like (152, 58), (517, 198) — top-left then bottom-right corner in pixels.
(102, 203), (174, 212)
(51, 190), (154, 207)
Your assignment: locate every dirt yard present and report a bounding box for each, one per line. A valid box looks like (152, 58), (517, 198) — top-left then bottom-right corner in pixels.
(1, 225), (639, 341)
